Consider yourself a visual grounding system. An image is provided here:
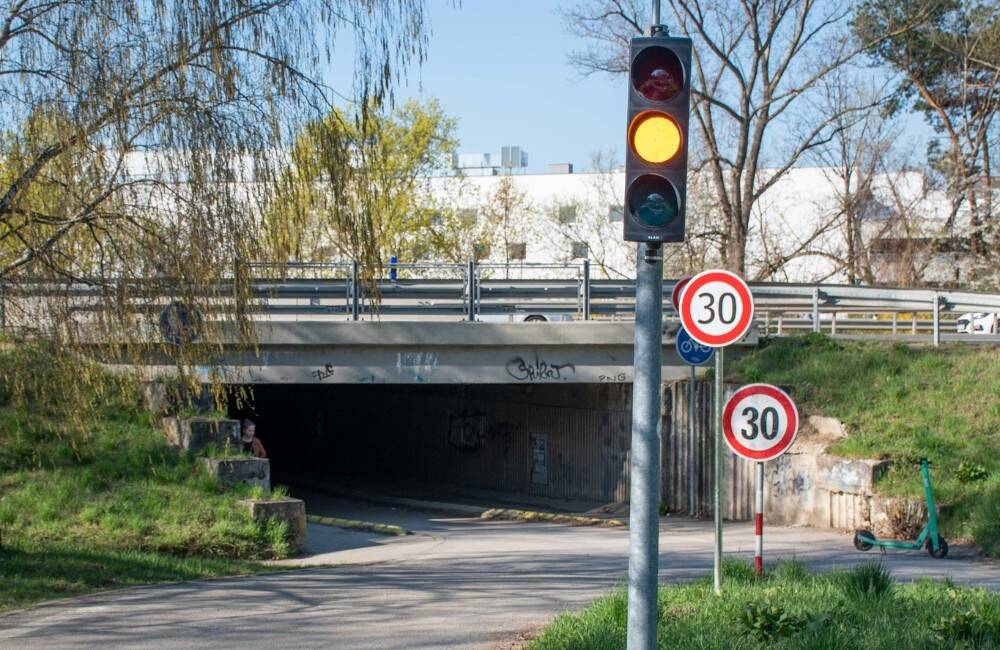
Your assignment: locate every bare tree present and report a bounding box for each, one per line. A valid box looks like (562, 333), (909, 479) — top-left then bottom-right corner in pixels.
(563, 0), (907, 276)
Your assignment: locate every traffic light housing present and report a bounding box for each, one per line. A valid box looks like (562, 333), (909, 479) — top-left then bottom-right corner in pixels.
(623, 34), (692, 243)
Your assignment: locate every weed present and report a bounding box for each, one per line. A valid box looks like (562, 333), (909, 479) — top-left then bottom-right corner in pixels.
(957, 462), (989, 483)
(839, 562), (894, 601)
(739, 600), (808, 641)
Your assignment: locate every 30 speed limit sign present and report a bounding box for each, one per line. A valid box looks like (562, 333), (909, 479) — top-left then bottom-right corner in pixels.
(722, 384), (799, 461)
(678, 269), (754, 347)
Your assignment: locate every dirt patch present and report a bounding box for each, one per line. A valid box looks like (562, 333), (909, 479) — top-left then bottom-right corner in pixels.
(486, 623), (546, 649)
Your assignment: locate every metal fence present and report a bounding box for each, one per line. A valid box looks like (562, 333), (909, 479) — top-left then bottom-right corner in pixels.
(9, 260), (1000, 344)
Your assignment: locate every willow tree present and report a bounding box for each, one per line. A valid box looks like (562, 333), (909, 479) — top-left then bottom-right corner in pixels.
(0, 1), (429, 399)
(263, 99), (458, 272)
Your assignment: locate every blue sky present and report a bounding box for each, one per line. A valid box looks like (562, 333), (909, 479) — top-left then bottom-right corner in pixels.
(326, 2), (932, 173)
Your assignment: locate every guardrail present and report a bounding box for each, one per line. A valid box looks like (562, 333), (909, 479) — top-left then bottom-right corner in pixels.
(7, 260), (1000, 346)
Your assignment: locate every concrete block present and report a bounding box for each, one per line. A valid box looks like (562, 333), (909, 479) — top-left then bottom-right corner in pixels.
(246, 498), (307, 551)
(162, 416), (240, 454)
(815, 456), (888, 495)
(200, 457), (270, 492)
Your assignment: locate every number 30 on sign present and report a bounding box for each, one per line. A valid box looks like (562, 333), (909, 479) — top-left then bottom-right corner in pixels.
(678, 269), (754, 348)
(722, 384), (799, 462)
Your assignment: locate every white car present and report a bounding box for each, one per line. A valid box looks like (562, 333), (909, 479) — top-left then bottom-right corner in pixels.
(956, 312), (999, 334)
(477, 311), (574, 323)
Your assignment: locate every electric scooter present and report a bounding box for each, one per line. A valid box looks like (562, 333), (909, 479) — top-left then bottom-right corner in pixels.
(853, 458), (948, 559)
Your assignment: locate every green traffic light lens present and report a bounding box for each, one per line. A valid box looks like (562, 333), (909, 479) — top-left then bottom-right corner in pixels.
(628, 175), (679, 227)
(631, 46), (685, 102)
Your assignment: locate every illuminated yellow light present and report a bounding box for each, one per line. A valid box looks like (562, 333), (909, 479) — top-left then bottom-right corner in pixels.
(629, 112), (682, 164)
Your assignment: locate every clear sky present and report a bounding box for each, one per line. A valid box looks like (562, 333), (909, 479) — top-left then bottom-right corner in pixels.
(326, 1), (933, 174)
(369, 1), (625, 173)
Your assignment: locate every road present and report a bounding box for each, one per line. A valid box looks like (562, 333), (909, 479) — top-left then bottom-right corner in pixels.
(2, 494), (999, 649)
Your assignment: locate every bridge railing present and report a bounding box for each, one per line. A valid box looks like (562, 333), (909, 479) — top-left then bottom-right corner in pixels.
(5, 260), (1000, 344)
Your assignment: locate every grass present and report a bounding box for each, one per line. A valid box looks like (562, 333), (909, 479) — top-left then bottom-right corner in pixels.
(528, 560), (1000, 649)
(0, 342), (290, 612)
(729, 333), (1000, 555)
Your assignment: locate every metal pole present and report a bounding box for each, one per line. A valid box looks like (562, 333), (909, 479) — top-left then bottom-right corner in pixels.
(467, 260), (476, 322)
(626, 243), (663, 650)
(713, 346), (724, 595)
(651, 0), (661, 32)
(754, 461), (764, 577)
(351, 260), (360, 321)
(932, 293), (940, 347)
(689, 364), (697, 516)
(811, 288), (820, 333)
(583, 258), (592, 321)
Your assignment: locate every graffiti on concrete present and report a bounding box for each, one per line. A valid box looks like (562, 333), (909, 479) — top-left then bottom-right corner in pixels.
(505, 355), (576, 382)
(396, 351), (438, 382)
(311, 363), (336, 381)
(356, 374), (387, 384)
(448, 413), (486, 449)
(598, 372), (628, 382)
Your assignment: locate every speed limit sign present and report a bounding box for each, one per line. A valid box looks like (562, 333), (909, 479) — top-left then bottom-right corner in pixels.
(678, 269), (754, 347)
(722, 384), (799, 461)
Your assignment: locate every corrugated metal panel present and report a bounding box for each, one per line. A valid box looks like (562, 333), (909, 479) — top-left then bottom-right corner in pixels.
(661, 381), (754, 521)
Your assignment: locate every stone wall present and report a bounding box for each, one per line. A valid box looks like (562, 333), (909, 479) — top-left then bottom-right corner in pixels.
(765, 415), (924, 536)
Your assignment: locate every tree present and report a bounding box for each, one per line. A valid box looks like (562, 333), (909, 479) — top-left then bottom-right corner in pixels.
(854, 0), (1000, 270)
(563, 0), (901, 276)
(0, 1), (429, 338)
(480, 176), (531, 276)
(262, 99), (458, 272)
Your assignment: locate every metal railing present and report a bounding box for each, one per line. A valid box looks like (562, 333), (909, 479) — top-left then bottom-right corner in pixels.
(8, 260), (1000, 345)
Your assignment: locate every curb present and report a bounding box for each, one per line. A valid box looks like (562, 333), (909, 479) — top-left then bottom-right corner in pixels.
(481, 508), (625, 528)
(306, 514), (411, 537)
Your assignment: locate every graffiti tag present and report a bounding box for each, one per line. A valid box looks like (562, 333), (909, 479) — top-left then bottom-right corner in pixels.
(311, 363), (336, 381)
(505, 356), (576, 382)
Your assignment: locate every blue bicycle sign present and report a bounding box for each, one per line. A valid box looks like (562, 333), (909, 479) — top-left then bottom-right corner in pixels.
(676, 326), (714, 365)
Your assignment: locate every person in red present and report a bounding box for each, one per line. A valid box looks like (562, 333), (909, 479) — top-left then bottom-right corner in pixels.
(241, 419), (267, 459)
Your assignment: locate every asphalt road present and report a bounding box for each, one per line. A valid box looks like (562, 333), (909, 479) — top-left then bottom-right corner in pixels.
(2, 495), (999, 649)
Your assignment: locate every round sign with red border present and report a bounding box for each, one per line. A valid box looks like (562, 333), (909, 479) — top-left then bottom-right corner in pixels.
(723, 384), (799, 461)
(671, 276), (692, 312)
(679, 269), (754, 347)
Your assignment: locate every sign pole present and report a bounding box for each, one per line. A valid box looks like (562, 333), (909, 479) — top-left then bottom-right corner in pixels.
(689, 363), (697, 516)
(626, 243), (663, 650)
(755, 461), (764, 576)
(713, 346), (724, 595)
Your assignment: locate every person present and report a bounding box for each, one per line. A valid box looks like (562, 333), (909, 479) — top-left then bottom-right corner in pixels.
(241, 419), (267, 459)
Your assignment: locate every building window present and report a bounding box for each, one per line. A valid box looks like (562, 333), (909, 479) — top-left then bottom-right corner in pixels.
(458, 208), (478, 226)
(608, 204), (624, 222)
(570, 241), (589, 259)
(557, 204), (577, 224)
(473, 242), (491, 259)
(507, 242), (527, 260)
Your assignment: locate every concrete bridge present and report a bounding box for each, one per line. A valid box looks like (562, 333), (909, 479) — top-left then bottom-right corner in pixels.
(95, 321), (757, 384)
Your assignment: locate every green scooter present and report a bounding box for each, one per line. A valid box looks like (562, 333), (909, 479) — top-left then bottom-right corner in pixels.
(853, 459), (948, 559)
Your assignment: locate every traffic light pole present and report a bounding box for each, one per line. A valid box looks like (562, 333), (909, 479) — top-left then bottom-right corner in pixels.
(626, 242), (663, 650)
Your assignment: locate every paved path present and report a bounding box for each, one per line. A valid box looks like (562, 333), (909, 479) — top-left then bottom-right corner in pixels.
(2, 494), (999, 649)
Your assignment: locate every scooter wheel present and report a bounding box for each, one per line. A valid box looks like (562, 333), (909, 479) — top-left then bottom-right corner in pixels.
(926, 535), (949, 559)
(853, 529), (874, 551)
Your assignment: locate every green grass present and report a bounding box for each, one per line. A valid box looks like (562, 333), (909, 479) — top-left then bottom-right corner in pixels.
(528, 560), (1000, 649)
(729, 334), (1000, 555)
(0, 342), (290, 612)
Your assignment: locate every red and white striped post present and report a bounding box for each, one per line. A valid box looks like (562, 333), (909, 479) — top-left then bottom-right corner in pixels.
(754, 461), (764, 576)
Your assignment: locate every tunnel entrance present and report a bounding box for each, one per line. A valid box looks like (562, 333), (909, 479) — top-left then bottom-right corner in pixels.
(228, 383), (633, 508)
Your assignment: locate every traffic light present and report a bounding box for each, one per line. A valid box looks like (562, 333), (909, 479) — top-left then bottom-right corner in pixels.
(623, 34), (692, 243)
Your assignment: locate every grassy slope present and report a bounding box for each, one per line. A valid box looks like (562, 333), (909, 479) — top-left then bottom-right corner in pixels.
(528, 560), (1000, 650)
(729, 334), (1000, 555)
(0, 346), (287, 612)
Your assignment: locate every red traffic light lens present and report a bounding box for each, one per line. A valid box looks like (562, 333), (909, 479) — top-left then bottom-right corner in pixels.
(631, 46), (685, 102)
(628, 175), (680, 227)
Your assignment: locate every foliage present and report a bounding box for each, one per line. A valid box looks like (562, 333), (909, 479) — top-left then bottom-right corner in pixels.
(527, 560), (1000, 649)
(729, 336), (1000, 555)
(262, 99), (459, 273)
(0, 343), (289, 610)
(739, 601), (809, 641)
(957, 462), (989, 483)
(839, 561), (896, 601)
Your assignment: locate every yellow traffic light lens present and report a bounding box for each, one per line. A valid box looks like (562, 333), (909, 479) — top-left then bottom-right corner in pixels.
(629, 112), (682, 164)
